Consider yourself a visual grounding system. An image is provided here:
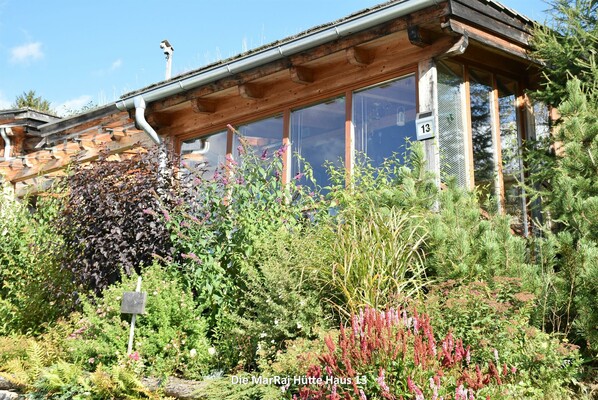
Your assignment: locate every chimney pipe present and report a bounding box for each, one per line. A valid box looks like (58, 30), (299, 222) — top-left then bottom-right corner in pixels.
(160, 39), (174, 81)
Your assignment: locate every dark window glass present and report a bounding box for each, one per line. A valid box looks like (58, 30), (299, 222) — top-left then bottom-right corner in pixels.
(233, 115), (284, 159)
(353, 75), (417, 167)
(291, 97), (345, 189)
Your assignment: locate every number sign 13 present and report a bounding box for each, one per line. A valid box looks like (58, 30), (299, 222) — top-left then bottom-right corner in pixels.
(415, 112), (435, 141)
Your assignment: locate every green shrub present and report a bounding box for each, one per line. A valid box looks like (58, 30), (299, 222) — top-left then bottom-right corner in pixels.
(211, 227), (330, 373)
(424, 186), (537, 284)
(167, 133), (322, 328)
(0, 194), (75, 334)
(424, 278), (583, 399)
(65, 263), (211, 380)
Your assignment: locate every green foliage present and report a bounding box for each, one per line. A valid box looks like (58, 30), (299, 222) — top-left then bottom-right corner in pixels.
(11, 90), (54, 114)
(531, 0), (598, 106)
(212, 227), (329, 373)
(424, 278), (583, 399)
(528, 5), (598, 355)
(167, 133), (321, 329)
(424, 185), (536, 284)
(0, 194), (75, 334)
(0, 337), (61, 390)
(65, 263), (211, 380)
(56, 147), (176, 294)
(308, 203), (428, 316)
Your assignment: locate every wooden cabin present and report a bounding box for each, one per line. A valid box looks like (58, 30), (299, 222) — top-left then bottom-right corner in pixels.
(0, 0), (549, 232)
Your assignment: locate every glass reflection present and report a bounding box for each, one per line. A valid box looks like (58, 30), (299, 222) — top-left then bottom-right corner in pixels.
(181, 131), (228, 180)
(497, 75), (525, 226)
(437, 61), (468, 187)
(353, 75), (417, 168)
(469, 68), (497, 204)
(291, 97), (345, 189)
(233, 115), (284, 159)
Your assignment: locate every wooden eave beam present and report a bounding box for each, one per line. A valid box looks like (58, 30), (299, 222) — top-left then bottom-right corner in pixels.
(191, 99), (216, 114)
(408, 25), (434, 47)
(146, 2), (450, 114)
(238, 83), (264, 99)
(346, 46), (374, 66)
(290, 66), (314, 84)
(3, 130), (151, 183)
(443, 19), (531, 60)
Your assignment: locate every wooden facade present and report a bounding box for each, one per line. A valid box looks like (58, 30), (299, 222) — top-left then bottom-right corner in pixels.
(0, 0), (546, 229)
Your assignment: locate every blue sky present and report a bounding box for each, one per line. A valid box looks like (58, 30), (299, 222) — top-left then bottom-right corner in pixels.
(0, 0), (551, 116)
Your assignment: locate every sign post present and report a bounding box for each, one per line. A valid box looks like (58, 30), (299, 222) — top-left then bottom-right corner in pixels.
(121, 277), (147, 355)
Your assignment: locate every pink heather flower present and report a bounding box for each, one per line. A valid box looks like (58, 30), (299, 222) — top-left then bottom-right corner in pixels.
(377, 368), (390, 393)
(128, 351), (140, 361)
(466, 347), (471, 365)
(455, 384), (468, 400)
(408, 376), (424, 400)
(359, 389), (367, 400)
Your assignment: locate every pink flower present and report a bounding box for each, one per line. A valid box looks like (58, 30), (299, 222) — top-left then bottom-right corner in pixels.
(377, 368), (390, 393)
(88, 357), (95, 364)
(128, 351), (140, 361)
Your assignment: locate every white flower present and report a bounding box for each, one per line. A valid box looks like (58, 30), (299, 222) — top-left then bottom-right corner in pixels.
(189, 348), (197, 358)
(208, 347), (217, 356)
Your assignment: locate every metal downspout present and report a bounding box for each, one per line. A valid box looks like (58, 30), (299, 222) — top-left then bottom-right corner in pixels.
(0, 127), (13, 160)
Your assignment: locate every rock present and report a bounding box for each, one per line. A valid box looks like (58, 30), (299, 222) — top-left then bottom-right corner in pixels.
(0, 378), (14, 391)
(0, 391), (19, 400)
(143, 377), (208, 399)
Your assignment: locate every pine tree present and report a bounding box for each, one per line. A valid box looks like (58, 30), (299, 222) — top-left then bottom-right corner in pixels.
(12, 90), (54, 114)
(529, 0), (598, 358)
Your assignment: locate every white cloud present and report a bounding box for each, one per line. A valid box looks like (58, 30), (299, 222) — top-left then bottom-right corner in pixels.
(56, 95), (93, 117)
(10, 42), (44, 64)
(110, 59), (122, 71)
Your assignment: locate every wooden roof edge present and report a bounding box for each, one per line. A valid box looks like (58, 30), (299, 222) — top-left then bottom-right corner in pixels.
(39, 103), (120, 138)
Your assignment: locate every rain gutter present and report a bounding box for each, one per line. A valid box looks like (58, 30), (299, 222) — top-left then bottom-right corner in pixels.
(116, 0), (439, 112)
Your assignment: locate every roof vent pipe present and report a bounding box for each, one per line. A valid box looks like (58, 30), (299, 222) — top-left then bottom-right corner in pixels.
(160, 39), (174, 81)
(0, 127), (13, 160)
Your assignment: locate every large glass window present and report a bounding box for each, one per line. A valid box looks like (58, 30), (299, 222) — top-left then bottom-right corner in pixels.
(233, 115), (284, 159)
(181, 130), (228, 180)
(291, 97), (345, 189)
(469, 68), (498, 206)
(437, 61), (468, 187)
(353, 75), (417, 168)
(497, 75), (525, 226)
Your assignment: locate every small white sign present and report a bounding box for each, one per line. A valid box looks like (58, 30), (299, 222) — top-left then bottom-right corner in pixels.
(416, 112), (435, 141)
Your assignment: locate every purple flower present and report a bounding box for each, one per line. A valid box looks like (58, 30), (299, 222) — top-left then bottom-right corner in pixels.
(294, 172), (304, 180)
(261, 149), (268, 160)
(237, 145), (245, 156)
